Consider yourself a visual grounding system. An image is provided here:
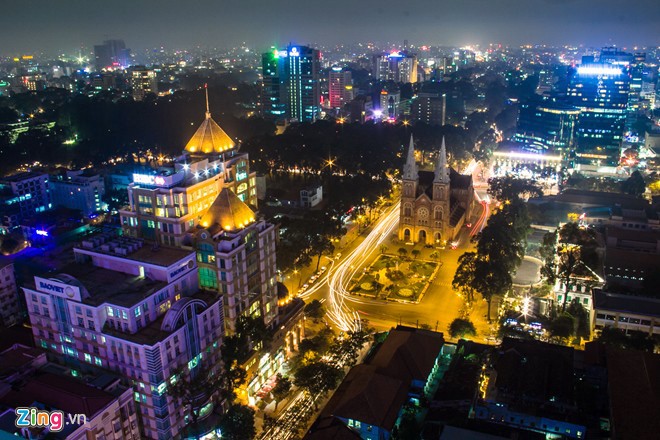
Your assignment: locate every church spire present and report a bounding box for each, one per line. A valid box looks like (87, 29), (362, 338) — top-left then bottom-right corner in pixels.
(434, 136), (449, 184)
(205, 83), (211, 119)
(403, 134), (417, 180)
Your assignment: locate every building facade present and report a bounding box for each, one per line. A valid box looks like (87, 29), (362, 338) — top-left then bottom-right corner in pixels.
(0, 261), (20, 327)
(513, 99), (580, 153)
(22, 232), (224, 440)
(193, 189), (279, 333)
(130, 66), (158, 101)
(328, 67), (353, 110)
(285, 45), (321, 122)
(399, 137), (474, 245)
(567, 58), (630, 166)
(120, 100), (257, 247)
(50, 170), (106, 217)
(374, 52), (418, 84)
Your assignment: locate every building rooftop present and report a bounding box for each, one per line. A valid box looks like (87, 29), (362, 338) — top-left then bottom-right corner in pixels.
(492, 338), (574, 407)
(370, 325), (445, 384)
(593, 289), (660, 317)
(30, 263), (166, 308)
(103, 289), (219, 345)
(604, 247), (660, 271)
(304, 416), (362, 440)
(0, 372), (116, 417)
(320, 364), (408, 431)
(0, 345), (45, 380)
(200, 187), (255, 232)
(607, 348), (660, 440)
(554, 189), (649, 210)
(184, 109), (235, 154)
(2, 171), (48, 182)
(78, 231), (194, 267)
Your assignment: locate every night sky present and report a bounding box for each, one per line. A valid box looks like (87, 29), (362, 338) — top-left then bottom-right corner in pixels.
(2, 0), (659, 55)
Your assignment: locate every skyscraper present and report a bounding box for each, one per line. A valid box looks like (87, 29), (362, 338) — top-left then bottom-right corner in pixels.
(374, 51), (418, 84)
(260, 45), (321, 122)
(411, 83), (446, 126)
(566, 57), (630, 166)
(130, 66), (158, 101)
(328, 67), (353, 110)
(94, 39), (131, 70)
(285, 45), (321, 122)
(260, 49), (287, 119)
(513, 97), (580, 153)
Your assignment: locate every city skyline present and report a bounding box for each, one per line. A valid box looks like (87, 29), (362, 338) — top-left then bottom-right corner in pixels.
(2, 0), (659, 56)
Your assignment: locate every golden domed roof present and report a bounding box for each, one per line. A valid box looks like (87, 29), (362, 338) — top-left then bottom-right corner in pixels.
(200, 187), (255, 232)
(184, 88), (235, 154)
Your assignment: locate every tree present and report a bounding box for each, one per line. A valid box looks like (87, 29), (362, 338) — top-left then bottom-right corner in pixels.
(567, 299), (590, 340)
(293, 361), (343, 409)
(453, 252), (478, 303)
(473, 257), (512, 322)
(549, 313), (575, 343)
(218, 404), (256, 440)
(379, 244), (389, 254)
(621, 170), (646, 197)
(487, 176), (542, 201)
(271, 374), (292, 410)
(411, 249), (421, 260)
(304, 299), (326, 320)
(429, 251), (440, 263)
(448, 318), (477, 339)
(397, 247), (408, 259)
(167, 362), (222, 438)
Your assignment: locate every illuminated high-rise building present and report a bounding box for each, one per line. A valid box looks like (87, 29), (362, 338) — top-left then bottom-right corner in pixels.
(260, 45), (321, 122)
(566, 57), (630, 166)
(260, 49), (287, 118)
(374, 51), (418, 84)
(285, 45), (321, 122)
(514, 97), (580, 153)
(120, 90), (257, 246)
(328, 67), (353, 110)
(94, 39), (131, 70)
(130, 66), (158, 101)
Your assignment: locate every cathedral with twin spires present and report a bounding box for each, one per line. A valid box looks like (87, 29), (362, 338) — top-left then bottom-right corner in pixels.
(398, 136), (475, 245)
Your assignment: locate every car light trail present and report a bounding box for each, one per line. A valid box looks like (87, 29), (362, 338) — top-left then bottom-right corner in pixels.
(325, 201), (400, 331)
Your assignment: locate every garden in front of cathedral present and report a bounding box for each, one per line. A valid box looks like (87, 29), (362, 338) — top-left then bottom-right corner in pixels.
(349, 252), (441, 303)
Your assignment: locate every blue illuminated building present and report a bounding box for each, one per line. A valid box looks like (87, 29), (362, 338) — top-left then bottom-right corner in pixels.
(260, 45), (321, 122)
(566, 55), (630, 166)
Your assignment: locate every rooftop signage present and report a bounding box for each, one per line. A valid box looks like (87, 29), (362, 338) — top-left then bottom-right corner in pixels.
(35, 276), (82, 302)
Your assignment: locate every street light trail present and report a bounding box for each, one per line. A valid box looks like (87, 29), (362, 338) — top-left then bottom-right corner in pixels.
(325, 201), (400, 331)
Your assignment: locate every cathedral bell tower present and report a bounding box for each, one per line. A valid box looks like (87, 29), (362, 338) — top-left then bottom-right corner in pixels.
(399, 135), (418, 242)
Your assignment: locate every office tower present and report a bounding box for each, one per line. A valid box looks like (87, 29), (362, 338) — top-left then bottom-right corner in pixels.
(513, 97), (580, 152)
(379, 86), (400, 119)
(285, 45), (321, 122)
(94, 40), (131, 70)
(328, 67), (353, 110)
(627, 52), (646, 132)
(193, 190), (279, 333)
(120, 93), (257, 246)
(374, 51), (418, 83)
(130, 66), (158, 101)
(49, 170), (106, 217)
(260, 49), (287, 118)
(1, 172), (51, 219)
(566, 57), (630, 166)
(411, 83), (446, 126)
(22, 233), (224, 439)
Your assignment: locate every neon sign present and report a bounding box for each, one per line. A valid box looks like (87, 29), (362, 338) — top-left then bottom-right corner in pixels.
(36, 229), (49, 237)
(289, 47), (299, 57)
(133, 174), (166, 186)
(577, 66), (622, 76)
